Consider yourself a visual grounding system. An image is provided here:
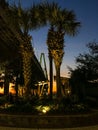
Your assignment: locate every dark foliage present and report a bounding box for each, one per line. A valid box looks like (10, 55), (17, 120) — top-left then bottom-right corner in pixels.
(69, 41), (98, 101)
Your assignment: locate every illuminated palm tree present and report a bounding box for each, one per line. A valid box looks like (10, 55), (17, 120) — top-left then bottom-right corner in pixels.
(0, 1), (32, 97)
(44, 2), (61, 99)
(13, 4), (32, 97)
(52, 9), (80, 99)
(47, 26), (64, 99)
(43, 2), (81, 99)
(14, 3), (47, 98)
(1, 2), (47, 98)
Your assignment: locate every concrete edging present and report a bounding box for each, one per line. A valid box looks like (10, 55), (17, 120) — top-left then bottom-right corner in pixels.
(0, 112), (98, 128)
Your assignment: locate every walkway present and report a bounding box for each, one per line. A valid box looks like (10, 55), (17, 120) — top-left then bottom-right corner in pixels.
(0, 125), (98, 130)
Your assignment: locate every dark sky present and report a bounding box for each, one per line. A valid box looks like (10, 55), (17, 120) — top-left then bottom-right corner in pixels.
(9, 0), (98, 77)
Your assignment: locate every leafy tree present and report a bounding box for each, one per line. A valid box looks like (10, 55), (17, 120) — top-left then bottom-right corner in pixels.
(70, 41), (98, 101)
(76, 41), (98, 81)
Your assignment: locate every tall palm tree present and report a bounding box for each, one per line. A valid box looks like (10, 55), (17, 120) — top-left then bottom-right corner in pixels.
(47, 26), (64, 99)
(0, 2), (31, 97)
(41, 2), (81, 100)
(53, 9), (80, 99)
(12, 2), (54, 100)
(1, 1), (47, 98)
(43, 2), (61, 99)
(51, 9), (81, 100)
(17, 4), (34, 98)
(13, 3), (47, 98)
(4, 2), (35, 98)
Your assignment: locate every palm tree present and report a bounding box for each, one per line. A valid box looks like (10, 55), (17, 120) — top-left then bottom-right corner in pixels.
(52, 9), (81, 100)
(4, 3), (35, 98)
(17, 4), (34, 98)
(47, 24), (63, 99)
(12, 3), (49, 97)
(1, 1), (47, 98)
(43, 2), (61, 99)
(42, 2), (81, 100)
(13, 3), (47, 98)
(47, 26), (64, 100)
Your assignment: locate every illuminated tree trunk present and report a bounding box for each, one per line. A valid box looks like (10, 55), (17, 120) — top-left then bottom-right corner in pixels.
(20, 36), (33, 98)
(51, 50), (64, 100)
(23, 52), (32, 96)
(22, 51), (32, 97)
(15, 77), (18, 101)
(49, 50), (53, 99)
(47, 26), (55, 100)
(55, 65), (61, 99)
(4, 69), (9, 96)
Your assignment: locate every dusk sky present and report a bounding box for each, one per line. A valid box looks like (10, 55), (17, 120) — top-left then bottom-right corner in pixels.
(8, 0), (98, 77)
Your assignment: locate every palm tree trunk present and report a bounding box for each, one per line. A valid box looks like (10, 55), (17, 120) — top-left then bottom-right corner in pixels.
(55, 65), (62, 100)
(49, 51), (53, 100)
(19, 35), (33, 99)
(15, 76), (18, 102)
(51, 49), (64, 101)
(22, 50), (32, 98)
(4, 69), (9, 96)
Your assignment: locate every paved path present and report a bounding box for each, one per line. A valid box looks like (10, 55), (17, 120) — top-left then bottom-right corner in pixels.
(0, 125), (98, 130)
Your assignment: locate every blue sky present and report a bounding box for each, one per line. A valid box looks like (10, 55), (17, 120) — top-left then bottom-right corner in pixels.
(8, 0), (98, 77)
